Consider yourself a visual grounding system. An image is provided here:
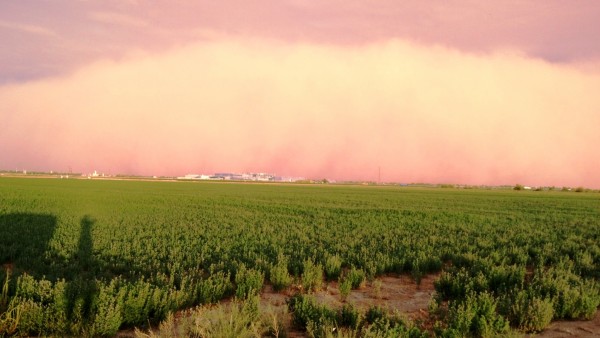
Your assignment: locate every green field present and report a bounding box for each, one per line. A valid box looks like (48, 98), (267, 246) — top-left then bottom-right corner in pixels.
(0, 177), (599, 337)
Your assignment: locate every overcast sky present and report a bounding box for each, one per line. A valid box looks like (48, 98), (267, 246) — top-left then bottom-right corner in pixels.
(1, 1), (599, 187)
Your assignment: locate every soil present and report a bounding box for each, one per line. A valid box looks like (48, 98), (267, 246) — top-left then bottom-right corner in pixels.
(305, 274), (436, 319)
(533, 311), (600, 337)
(259, 273), (438, 337)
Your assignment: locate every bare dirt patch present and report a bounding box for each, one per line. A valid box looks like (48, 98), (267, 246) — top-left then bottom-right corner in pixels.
(312, 273), (437, 320)
(534, 311), (600, 337)
(260, 274), (439, 317)
(260, 273), (439, 334)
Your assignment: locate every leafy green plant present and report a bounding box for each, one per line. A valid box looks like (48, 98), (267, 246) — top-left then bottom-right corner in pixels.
(90, 281), (123, 336)
(196, 271), (233, 304)
(325, 255), (342, 281)
(345, 267), (366, 289)
(533, 264), (600, 320)
(446, 292), (509, 337)
(338, 303), (361, 329)
(302, 259), (323, 293)
(235, 264), (264, 299)
(287, 294), (336, 331)
(365, 306), (386, 324)
(503, 290), (553, 333)
(372, 279), (382, 300)
(270, 253), (292, 291)
(339, 279), (352, 301)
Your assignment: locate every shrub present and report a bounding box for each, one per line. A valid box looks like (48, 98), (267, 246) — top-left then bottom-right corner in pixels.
(552, 280), (600, 320)
(15, 298), (43, 336)
(338, 303), (361, 329)
(12, 276), (71, 335)
(339, 279), (352, 301)
(301, 259), (323, 293)
(505, 290), (553, 333)
(488, 264), (526, 294)
(447, 292), (509, 337)
(90, 281), (123, 336)
(365, 306), (386, 324)
(412, 267), (424, 286)
(196, 271), (233, 304)
(365, 319), (426, 338)
(235, 264), (264, 299)
(575, 281), (600, 319)
(241, 294), (261, 322)
(346, 267), (366, 289)
(533, 266), (600, 320)
(287, 294), (335, 330)
(434, 268), (488, 300)
(120, 281), (153, 326)
(372, 279), (382, 300)
(137, 297), (271, 338)
(15, 274), (54, 304)
(324, 255), (342, 281)
(270, 254), (292, 291)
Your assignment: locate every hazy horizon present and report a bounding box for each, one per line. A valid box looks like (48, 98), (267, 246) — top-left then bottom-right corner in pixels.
(2, 1), (599, 188)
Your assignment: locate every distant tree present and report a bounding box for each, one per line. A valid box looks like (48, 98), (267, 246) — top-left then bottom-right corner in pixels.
(514, 184), (524, 191)
(575, 187), (585, 193)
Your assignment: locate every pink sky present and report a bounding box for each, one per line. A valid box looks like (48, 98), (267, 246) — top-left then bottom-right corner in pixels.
(1, 2), (599, 187)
